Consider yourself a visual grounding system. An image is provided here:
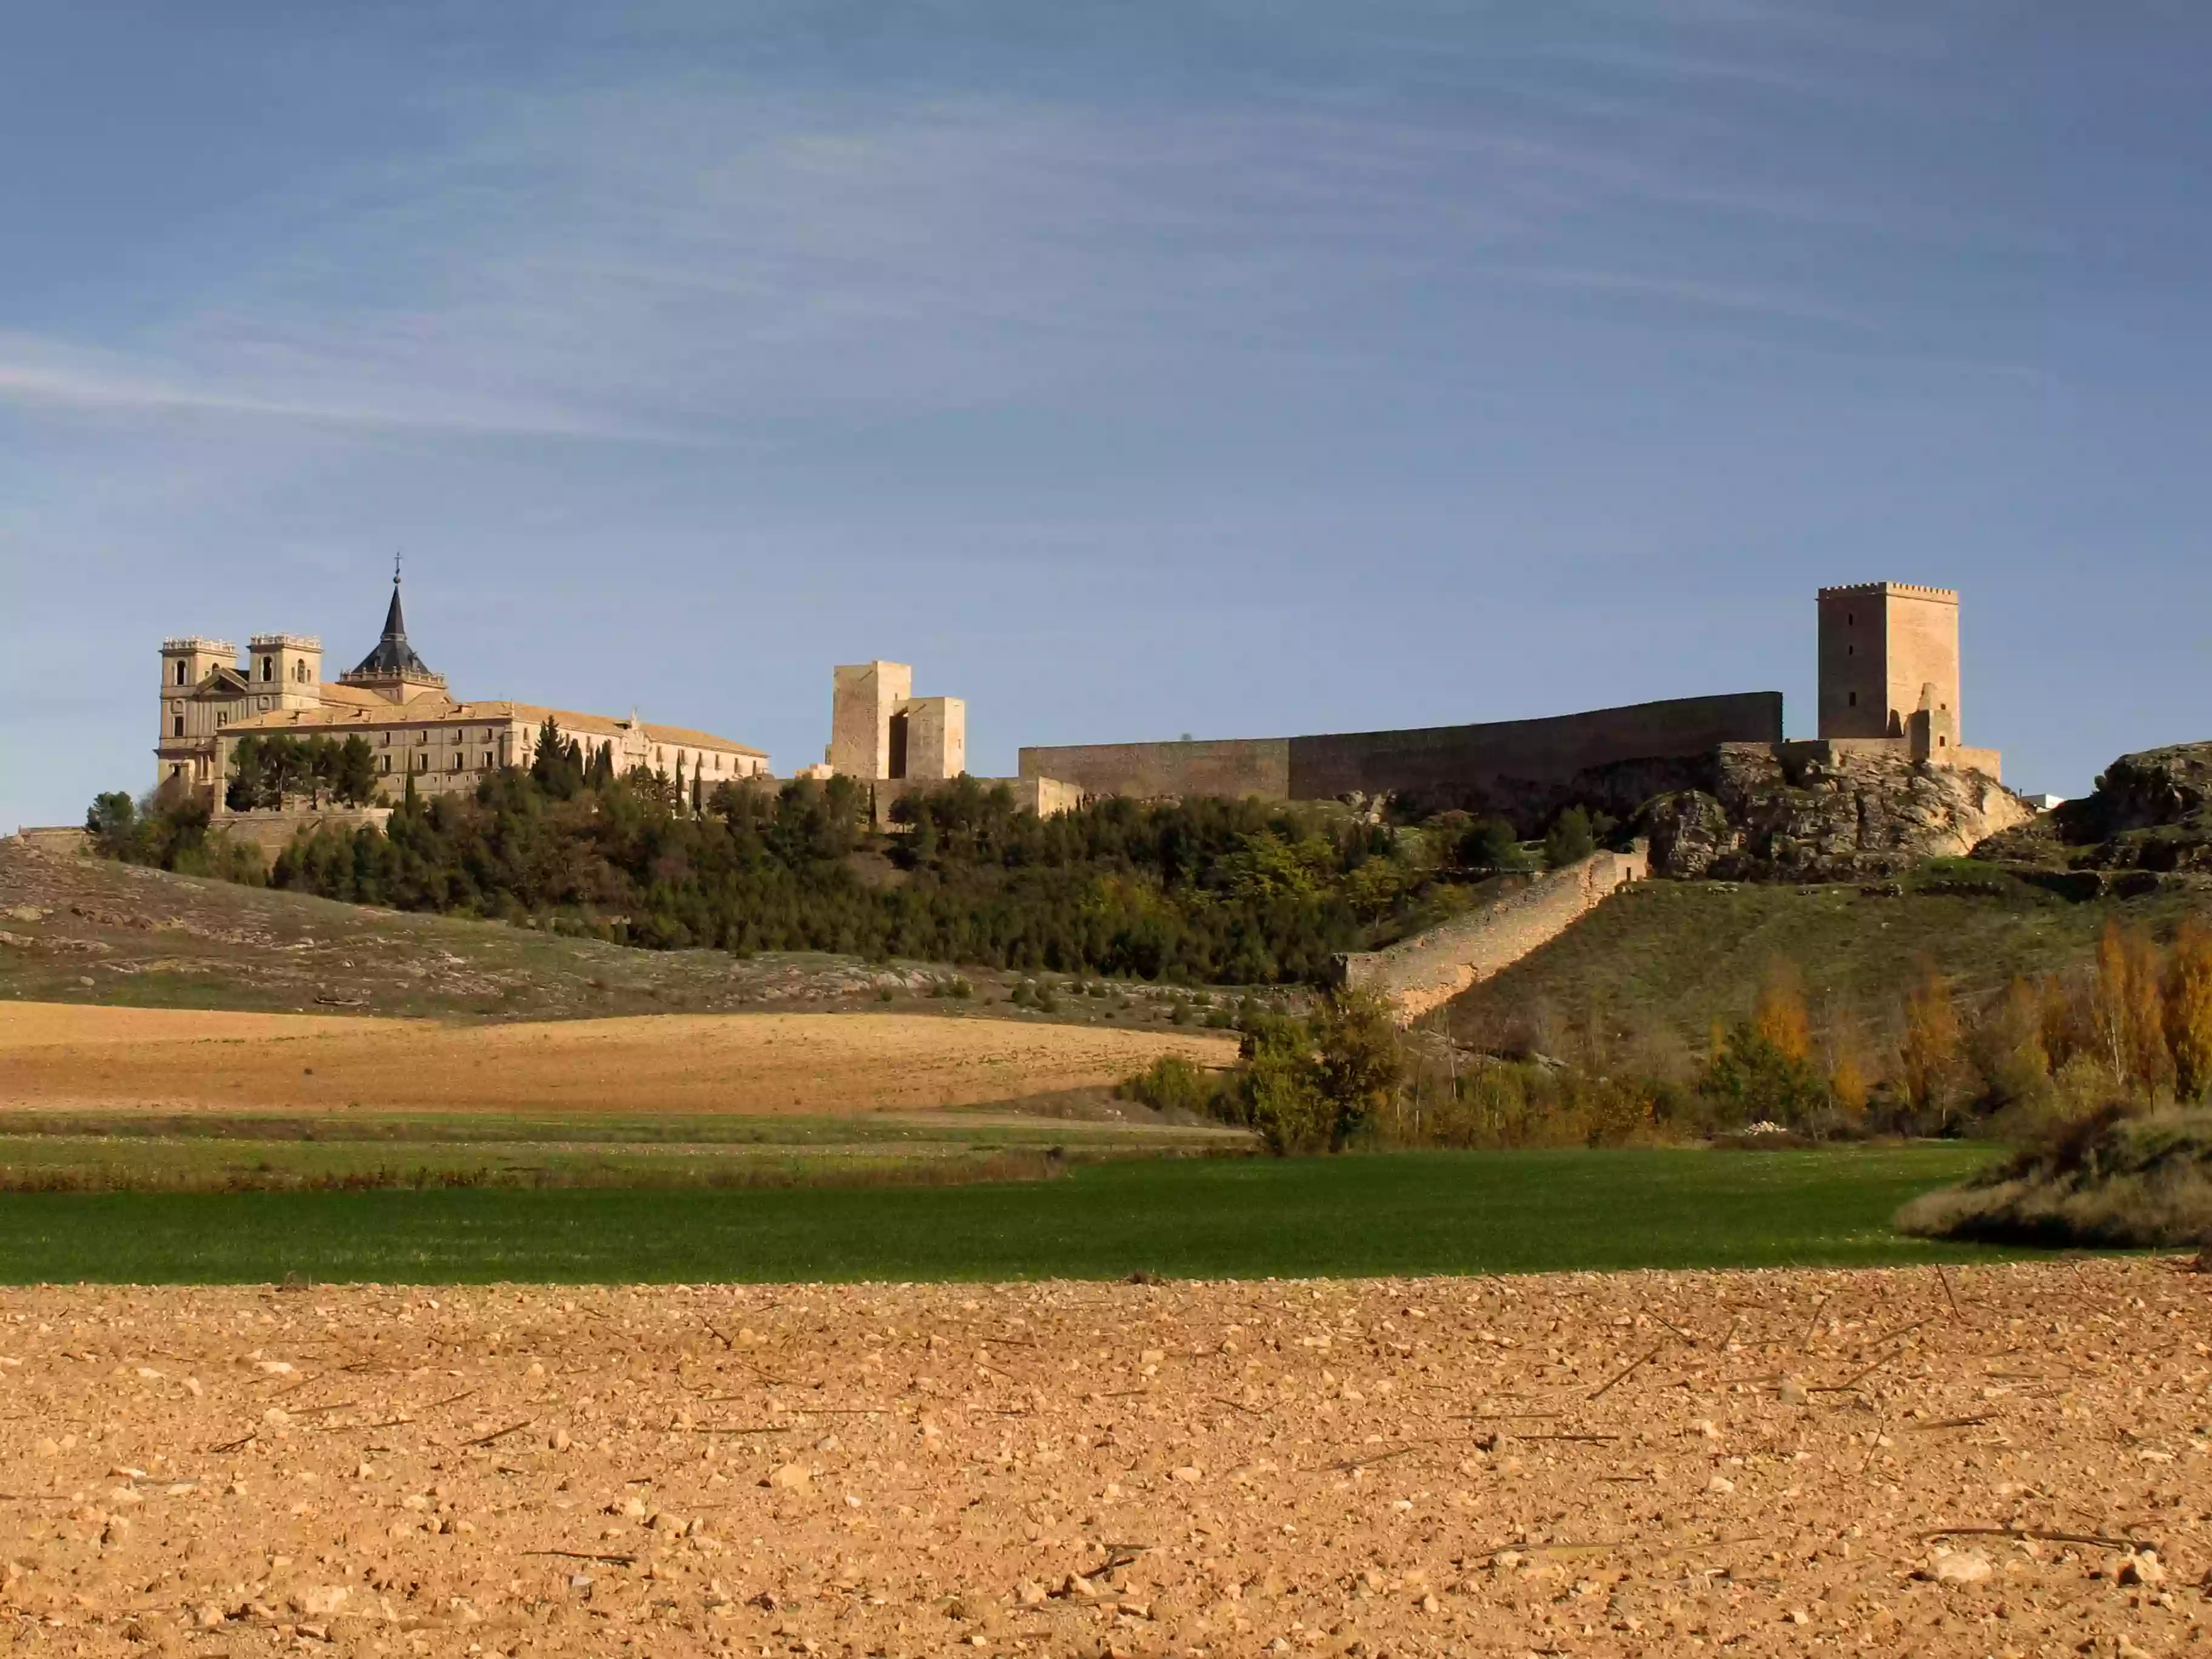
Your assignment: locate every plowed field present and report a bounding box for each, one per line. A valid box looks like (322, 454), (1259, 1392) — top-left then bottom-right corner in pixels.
(1, 1261), (2204, 1656)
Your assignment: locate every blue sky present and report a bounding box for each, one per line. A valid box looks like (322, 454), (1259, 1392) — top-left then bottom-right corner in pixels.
(5, 2), (2208, 831)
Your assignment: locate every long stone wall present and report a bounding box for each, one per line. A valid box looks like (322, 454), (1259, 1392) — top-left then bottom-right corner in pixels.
(8, 827), (92, 857)
(1017, 737), (1290, 802)
(1017, 693), (1781, 823)
(1338, 842), (1650, 1023)
(212, 805), (395, 859)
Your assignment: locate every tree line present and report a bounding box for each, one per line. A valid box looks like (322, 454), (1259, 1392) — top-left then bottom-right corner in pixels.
(83, 717), (1617, 985)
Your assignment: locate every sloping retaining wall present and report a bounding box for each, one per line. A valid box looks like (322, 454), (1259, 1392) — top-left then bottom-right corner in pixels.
(1338, 842), (1649, 1023)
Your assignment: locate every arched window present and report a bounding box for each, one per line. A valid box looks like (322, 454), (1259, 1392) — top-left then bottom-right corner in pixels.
(173, 715), (184, 737)
(175, 660), (187, 685)
(261, 657), (273, 682)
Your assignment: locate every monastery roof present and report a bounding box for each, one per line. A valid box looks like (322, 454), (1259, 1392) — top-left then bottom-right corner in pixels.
(223, 695), (765, 757)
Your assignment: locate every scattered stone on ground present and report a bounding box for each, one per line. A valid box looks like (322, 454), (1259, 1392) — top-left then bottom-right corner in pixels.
(0, 1260), (2204, 1655)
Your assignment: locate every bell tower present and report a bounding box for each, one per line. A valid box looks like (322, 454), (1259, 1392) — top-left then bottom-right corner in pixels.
(248, 634), (324, 710)
(156, 637), (236, 790)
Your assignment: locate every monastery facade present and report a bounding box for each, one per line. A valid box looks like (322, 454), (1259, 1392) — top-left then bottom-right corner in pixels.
(158, 577), (766, 809)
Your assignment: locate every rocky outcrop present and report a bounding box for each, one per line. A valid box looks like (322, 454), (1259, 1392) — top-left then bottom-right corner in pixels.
(1976, 741), (2212, 873)
(1643, 744), (2031, 882)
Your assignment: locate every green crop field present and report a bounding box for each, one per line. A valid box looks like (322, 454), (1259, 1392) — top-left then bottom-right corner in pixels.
(0, 1142), (2053, 1284)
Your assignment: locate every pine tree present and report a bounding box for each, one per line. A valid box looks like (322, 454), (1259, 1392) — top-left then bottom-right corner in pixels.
(333, 736), (378, 805)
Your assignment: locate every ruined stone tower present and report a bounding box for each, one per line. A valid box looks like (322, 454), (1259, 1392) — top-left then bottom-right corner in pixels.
(1816, 582), (1962, 744)
(826, 662), (966, 782)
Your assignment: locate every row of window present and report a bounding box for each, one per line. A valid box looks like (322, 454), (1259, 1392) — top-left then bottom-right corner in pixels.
(376, 753), (497, 774)
(377, 726), (500, 746)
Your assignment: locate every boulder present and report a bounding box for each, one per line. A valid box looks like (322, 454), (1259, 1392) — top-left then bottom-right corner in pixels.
(1643, 746), (2030, 882)
(1977, 741), (2212, 874)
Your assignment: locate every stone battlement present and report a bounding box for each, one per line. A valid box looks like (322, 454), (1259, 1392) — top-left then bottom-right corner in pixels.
(248, 633), (323, 650)
(161, 637), (236, 655)
(1816, 581), (1957, 602)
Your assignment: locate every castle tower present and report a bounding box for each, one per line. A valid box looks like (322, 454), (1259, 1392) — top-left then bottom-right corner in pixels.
(898, 697), (967, 780)
(829, 661), (914, 778)
(247, 634), (323, 710)
(1816, 582), (1962, 745)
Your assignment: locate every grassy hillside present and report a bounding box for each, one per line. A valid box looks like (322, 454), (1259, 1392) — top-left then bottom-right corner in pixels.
(0, 840), (1275, 1027)
(1444, 871), (2212, 1067)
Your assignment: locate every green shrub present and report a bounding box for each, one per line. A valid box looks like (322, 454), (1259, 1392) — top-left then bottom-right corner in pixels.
(1121, 1056), (1225, 1119)
(1543, 806), (1596, 871)
(1700, 1024), (1829, 1127)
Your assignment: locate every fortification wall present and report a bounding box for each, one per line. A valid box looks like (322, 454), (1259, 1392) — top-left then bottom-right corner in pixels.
(213, 806), (394, 859)
(867, 775), (1083, 828)
(1017, 738), (1290, 801)
(1773, 737), (2003, 785)
(8, 827), (92, 857)
(1287, 694), (1783, 805)
(1018, 693), (1780, 817)
(1338, 842), (1649, 1024)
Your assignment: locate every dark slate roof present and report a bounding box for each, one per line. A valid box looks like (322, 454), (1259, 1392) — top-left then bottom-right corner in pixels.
(349, 580), (435, 678)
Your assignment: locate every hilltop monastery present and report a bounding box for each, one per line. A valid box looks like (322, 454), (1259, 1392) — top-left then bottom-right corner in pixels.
(158, 575), (767, 806)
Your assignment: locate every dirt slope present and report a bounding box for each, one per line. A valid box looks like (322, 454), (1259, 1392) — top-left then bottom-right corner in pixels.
(0, 1261), (2202, 1656)
(0, 1003), (1238, 1117)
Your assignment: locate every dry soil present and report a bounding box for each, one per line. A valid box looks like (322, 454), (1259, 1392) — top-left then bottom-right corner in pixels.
(0, 1003), (1238, 1117)
(1, 1261), (2206, 1656)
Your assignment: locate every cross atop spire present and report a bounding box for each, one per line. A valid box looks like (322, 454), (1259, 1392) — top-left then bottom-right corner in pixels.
(340, 561), (442, 688)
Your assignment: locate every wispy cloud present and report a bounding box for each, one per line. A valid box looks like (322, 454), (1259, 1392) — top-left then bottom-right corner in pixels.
(0, 333), (691, 441)
(1508, 265), (1881, 331)
(4, 70), (1916, 454)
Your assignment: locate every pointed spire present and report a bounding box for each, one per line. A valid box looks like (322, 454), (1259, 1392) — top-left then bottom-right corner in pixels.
(380, 572), (408, 645)
(344, 560), (438, 683)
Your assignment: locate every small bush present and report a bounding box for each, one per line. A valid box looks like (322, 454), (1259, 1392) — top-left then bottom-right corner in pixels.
(1543, 806), (1595, 871)
(1897, 1107), (2212, 1247)
(1120, 1056), (1225, 1119)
